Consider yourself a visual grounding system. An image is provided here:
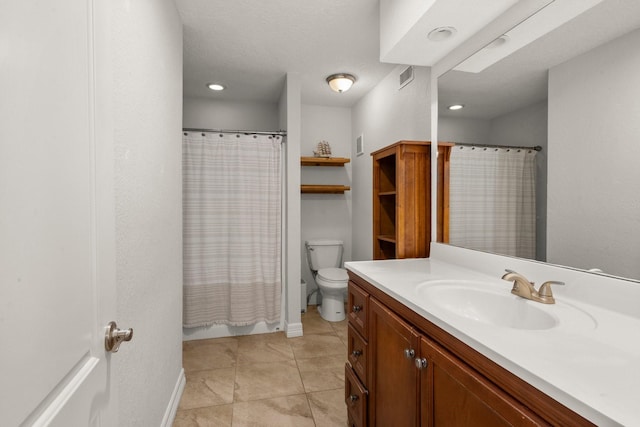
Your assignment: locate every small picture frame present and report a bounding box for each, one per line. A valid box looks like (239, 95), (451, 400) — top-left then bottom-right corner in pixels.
(356, 134), (364, 156)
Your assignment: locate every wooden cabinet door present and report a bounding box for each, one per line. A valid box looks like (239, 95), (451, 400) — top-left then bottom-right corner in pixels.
(369, 298), (420, 426)
(420, 337), (545, 427)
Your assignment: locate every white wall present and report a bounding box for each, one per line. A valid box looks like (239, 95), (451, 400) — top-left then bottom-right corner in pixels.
(351, 65), (432, 261)
(280, 73), (303, 337)
(301, 105), (352, 302)
(183, 97), (279, 130)
(548, 28), (640, 279)
(110, 1), (184, 425)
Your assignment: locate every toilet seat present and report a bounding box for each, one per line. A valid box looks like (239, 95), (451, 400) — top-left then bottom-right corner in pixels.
(317, 267), (348, 289)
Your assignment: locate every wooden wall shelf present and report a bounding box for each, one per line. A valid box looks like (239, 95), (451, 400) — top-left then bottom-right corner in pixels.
(301, 157), (350, 166)
(300, 156), (351, 194)
(301, 185), (350, 194)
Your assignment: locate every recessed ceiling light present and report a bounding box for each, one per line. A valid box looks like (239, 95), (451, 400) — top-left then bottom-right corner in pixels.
(207, 83), (225, 91)
(448, 104), (464, 111)
(486, 35), (509, 49)
(428, 27), (457, 42)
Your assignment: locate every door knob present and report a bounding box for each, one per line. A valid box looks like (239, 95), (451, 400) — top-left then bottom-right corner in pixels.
(105, 321), (133, 353)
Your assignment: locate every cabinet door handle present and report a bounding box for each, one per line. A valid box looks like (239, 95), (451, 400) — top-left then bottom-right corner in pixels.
(349, 394), (359, 402)
(352, 305), (362, 313)
(351, 349), (362, 358)
(404, 348), (415, 359)
(415, 357), (428, 369)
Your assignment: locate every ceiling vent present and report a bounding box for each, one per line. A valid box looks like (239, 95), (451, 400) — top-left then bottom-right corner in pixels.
(399, 66), (414, 89)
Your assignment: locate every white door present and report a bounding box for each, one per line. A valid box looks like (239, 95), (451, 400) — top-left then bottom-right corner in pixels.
(0, 1), (122, 425)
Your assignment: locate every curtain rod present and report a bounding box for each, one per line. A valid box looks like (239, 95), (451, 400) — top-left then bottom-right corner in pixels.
(183, 128), (287, 137)
(453, 142), (542, 152)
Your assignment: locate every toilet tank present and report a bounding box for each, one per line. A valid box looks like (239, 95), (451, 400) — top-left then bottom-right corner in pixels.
(305, 240), (343, 271)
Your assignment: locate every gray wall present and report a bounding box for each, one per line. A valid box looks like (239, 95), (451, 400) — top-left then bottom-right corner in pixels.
(548, 28), (640, 279)
(351, 65), (432, 261)
(111, 0), (184, 424)
(301, 104), (352, 301)
(183, 97), (279, 130)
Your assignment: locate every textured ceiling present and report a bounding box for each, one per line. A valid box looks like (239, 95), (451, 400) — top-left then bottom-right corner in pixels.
(176, 0), (640, 112)
(176, 0), (396, 107)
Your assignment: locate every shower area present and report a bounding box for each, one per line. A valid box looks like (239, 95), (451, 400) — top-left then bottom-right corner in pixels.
(182, 129), (287, 340)
(448, 143), (539, 259)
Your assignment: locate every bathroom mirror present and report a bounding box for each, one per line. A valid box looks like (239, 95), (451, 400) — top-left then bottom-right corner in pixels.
(436, 0), (640, 281)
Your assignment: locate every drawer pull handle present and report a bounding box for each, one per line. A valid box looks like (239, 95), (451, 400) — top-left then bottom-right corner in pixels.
(352, 305), (362, 313)
(349, 394), (359, 402)
(351, 349), (362, 358)
(404, 348), (415, 359)
(415, 357), (428, 369)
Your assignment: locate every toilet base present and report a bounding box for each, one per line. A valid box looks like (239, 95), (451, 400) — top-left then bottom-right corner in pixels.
(317, 293), (346, 322)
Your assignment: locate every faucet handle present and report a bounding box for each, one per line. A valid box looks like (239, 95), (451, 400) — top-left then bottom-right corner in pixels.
(538, 281), (565, 303)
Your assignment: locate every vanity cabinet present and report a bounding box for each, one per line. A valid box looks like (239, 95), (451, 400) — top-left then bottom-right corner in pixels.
(345, 273), (596, 427)
(371, 141), (453, 260)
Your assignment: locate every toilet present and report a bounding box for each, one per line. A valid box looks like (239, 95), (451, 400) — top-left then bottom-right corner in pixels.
(305, 239), (349, 322)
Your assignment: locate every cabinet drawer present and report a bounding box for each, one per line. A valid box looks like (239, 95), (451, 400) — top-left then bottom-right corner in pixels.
(347, 323), (368, 385)
(345, 364), (368, 427)
(347, 282), (368, 339)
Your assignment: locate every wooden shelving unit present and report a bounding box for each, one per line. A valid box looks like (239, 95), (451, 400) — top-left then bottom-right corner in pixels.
(371, 141), (453, 260)
(300, 156), (351, 194)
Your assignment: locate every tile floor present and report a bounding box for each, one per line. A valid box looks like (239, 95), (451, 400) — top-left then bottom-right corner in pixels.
(174, 306), (348, 426)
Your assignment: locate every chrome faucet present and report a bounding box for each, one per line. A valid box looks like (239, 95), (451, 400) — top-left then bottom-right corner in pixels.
(501, 269), (564, 304)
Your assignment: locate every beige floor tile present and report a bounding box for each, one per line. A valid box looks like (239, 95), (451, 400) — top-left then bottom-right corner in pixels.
(182, 338), (238, 372)
(297, 354), (345, 393)
(234, 359), (305, 402)
(232, 394), (315, 427)
(179, 368), (236, 410)
(301, 307), (336, 335)
(299, 368), (344, 393)
(331, 318), (349, 344)
(307, 388), (348, 427)
(296, 353), (345, 373)
(173, 404), (233, 427)
(236, 332), (294, 365)
(289, 333), (347, 360)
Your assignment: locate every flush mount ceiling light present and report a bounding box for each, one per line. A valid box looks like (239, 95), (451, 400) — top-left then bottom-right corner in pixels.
(427, 26), (457, 42)
(448, 104), (464, 111)
(207, 83), (225, 91)
(326, 73), (356, 93)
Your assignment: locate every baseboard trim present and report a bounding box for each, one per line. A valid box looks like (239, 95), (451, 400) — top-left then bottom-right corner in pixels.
(285, 321), (303, 338)
(161, 368), (185, 427)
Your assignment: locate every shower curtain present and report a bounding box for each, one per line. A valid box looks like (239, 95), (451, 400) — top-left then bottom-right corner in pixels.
(449, 146), (537, 259)
(182, 132), (282, 327)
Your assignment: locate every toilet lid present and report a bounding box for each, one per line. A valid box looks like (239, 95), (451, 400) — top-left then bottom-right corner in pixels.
(317, 267), (348, 283)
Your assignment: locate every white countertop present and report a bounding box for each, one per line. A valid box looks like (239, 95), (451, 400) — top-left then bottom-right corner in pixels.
(345, 244), (640, 426)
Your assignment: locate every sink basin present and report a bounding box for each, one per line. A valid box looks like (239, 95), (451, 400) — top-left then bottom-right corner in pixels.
(416, 280), (559, 330)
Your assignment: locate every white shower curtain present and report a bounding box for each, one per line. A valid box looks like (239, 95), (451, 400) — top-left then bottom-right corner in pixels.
(449, 146), (536, 259)
(182, 132), (282, 327)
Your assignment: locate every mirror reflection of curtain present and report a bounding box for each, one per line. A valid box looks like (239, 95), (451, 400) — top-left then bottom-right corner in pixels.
(182, 132), (282, 327)
(449, 146), (536, 258)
